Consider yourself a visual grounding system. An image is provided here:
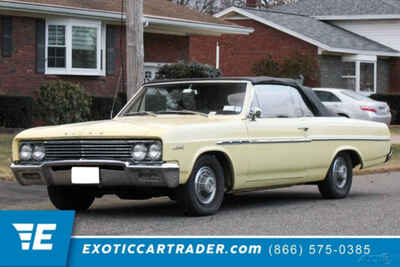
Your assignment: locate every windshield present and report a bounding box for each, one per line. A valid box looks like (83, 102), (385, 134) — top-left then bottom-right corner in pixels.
(340, 90), (374, 102)
(120, 82), (247, 116)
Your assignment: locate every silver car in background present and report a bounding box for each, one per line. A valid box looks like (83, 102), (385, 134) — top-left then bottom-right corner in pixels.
(313, 88), (391, 125)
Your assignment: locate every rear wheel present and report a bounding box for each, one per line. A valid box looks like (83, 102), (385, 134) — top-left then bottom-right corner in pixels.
(47, 186), (95, 211)
(318, 153), (353, 199)
(177, 155), (224, 216)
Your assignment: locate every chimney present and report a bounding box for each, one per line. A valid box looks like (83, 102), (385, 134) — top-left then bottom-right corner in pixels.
(246, 0), (258, 8)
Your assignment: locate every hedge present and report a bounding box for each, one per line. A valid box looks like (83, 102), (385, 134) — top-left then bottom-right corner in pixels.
(370, 94), (400, 124)
(0, 93), (127, 129)
(0, 96), (32, 128)
(91, 93), (127, 120)
(156, 61), (221, 79)
(35, 81), (92, 125)
(252, 52), (319, 86)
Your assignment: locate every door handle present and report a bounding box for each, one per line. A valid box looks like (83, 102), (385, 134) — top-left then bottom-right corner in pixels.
(298, 127), (309, 132)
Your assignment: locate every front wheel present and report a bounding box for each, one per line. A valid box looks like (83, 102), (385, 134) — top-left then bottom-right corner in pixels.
(177, 155), (225, 216)
(318, 153), (353, 199)
(47, 186), (95, 211)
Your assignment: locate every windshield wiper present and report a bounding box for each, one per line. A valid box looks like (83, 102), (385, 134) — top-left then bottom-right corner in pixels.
(156, 110), (208, 117)
(124, 111), (157, 117)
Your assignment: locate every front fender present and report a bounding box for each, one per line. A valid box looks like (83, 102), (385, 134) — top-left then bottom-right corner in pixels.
(180, 145), (235, 184)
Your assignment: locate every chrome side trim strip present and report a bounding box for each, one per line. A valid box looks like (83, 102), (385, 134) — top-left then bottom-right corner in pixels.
(216, 136), (391, 145)
(216, 138), (310, 145)
(216, 140), (250, 145)
(250, 138), (311, 144)
(312, 137), (391, 142)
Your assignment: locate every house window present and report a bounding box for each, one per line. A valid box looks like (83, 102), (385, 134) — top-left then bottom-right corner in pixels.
(47, 25), (66, 68)
(360, 62), (375, 93)
(342, 56), (377, 95)
(144, 71), (153, 81)
(46, 19), (105, 76)
(144, 62), (167, 82)
(72, 26), (97, 69)
(342, 62), (356, 91)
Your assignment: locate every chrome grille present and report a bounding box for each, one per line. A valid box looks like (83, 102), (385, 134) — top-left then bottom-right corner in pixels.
(44, 140), (146, 160)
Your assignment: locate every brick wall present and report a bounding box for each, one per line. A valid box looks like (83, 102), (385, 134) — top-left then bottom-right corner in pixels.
(217, 19), (320, 86)
(0, 16), (190, 98)
(144, 33), (189, 63)
(188, 35), (218, 67)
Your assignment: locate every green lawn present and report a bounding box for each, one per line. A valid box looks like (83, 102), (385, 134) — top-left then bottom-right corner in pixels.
(356, 144), (400, 175)
(390, 125), (400, 136)
(0, 134), (14, 180)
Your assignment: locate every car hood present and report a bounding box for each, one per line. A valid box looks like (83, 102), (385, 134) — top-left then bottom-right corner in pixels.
(14, 115), (230, 141)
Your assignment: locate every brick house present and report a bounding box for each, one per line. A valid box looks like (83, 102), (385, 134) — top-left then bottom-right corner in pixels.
(0, 0), (251, 97)
(214, 0), (400, 94)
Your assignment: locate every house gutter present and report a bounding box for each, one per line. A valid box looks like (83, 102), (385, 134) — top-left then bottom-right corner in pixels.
(0, 0), (253, 35)
(145, 15), (253, 35)
(314, 15), (400, 20)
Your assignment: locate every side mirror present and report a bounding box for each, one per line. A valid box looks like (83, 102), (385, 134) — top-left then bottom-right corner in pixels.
(248, 107), (262, 121)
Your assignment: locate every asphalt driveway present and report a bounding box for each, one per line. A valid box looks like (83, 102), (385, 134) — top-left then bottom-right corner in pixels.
(1, 171), (400, 236)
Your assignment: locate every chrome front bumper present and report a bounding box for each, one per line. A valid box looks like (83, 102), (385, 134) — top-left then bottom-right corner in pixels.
(10, 160), (180, 188)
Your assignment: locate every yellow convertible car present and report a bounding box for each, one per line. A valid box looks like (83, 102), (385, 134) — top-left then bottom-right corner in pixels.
(10, 77), (392, 215)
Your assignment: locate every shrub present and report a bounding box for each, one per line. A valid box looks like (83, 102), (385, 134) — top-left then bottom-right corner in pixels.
(252, 52), (319, 85)
(252, 55), (280, 77)
(91, 93), (127, 120)
(0, 96), (32, 128)
(370, 94), (400, 124)
(35, 81), (92, 125)
(156, 61), (221, 79)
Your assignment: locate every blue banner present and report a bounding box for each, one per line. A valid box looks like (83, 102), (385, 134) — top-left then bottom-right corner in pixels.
(0, 211), (75, 267)
(1, 211), (400, 267)
(68, 237), (400, 267)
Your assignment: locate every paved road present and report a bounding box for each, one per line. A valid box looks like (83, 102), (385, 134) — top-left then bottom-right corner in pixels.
(1, 172), (400, 236)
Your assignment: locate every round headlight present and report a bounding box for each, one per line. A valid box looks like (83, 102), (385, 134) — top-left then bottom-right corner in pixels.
(20, 144), (33, 161)
(148, 142), (162, 160)
(132, 144), (147, 161)
(32, 145), (45, 161)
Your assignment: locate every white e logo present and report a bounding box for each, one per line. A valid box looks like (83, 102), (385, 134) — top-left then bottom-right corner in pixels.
(13, 223), (57, 251)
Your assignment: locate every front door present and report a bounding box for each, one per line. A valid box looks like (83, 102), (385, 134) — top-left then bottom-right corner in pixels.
(245, 84), (313, 187)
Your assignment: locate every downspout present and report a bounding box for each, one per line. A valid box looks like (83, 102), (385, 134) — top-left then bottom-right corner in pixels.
(216, 41), (220, 69)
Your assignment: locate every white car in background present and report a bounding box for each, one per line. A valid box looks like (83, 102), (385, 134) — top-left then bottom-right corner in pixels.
(313, 88), (392, 126)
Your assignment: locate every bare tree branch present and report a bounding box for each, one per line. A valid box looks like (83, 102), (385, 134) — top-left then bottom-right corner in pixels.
(169, 0), (297, 14)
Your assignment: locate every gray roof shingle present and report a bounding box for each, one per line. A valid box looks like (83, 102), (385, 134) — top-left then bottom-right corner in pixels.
(270, 0), (400, 16)
(243, 8), (399, 54)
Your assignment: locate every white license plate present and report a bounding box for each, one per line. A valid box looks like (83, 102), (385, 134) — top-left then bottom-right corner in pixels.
(71, 167), (100, 184)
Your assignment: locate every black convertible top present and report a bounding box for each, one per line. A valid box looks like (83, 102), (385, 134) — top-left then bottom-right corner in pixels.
(144, 76), (337, 117)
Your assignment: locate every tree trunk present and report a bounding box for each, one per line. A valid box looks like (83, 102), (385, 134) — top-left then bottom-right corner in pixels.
(126, 0), (144, 99)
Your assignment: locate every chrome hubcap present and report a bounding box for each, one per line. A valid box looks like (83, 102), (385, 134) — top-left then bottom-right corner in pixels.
(333, 157), (348, 189)
(194, 166), (217, 205)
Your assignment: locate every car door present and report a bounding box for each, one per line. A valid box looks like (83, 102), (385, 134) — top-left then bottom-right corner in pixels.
(244, 84), (313, 187)
(314, 90), (343, 115)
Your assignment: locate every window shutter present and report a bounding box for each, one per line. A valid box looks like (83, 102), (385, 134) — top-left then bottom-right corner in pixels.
(106, 25), (116, 75)
(36, 19), (46, 74)
(2, 16), (13, 57)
